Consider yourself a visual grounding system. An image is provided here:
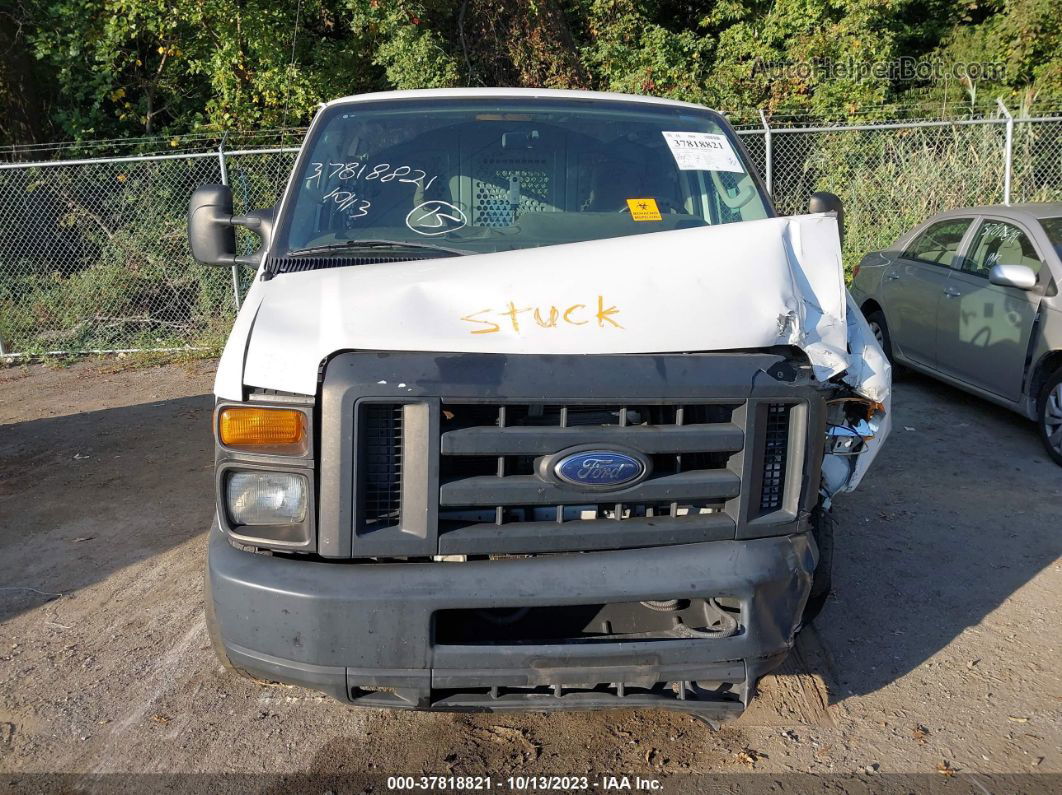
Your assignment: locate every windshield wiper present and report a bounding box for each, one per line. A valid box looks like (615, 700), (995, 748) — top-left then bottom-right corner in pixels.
(286, 239), (474, 257)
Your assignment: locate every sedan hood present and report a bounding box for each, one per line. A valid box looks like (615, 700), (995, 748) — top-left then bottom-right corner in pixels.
(224, 214), (852, 398)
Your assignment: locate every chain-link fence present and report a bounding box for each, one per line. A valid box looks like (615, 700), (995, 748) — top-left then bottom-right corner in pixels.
(1, 114), (1060, 356)
(735, 115), (1062, 269)
(0, 146), (297, 355)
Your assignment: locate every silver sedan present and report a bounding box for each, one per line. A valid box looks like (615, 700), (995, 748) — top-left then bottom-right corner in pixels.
(850, 203), (1062, 464)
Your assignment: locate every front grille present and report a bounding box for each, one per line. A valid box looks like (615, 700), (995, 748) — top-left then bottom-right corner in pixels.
(348, 680), (747, 716)
(434, 597), (742, 644)
(324, 352), (821, 559)
(360, 404), (403, 530)
(759, 403), (793, 513)
(437, 402), (743, 537)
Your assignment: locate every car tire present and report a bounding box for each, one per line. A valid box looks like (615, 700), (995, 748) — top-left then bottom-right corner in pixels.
(864, 310), (895, 365)
(1038, 367), (1062, 466)
(800, 502), (834, 628)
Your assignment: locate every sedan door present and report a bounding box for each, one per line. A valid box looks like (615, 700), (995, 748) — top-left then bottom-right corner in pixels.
(934, 217), (1046, 401)
(882, 217), (975, 366)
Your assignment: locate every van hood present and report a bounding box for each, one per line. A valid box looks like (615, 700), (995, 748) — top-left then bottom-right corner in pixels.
(224, 214), (859, 398)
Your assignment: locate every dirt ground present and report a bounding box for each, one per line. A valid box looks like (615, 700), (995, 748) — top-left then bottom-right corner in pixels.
(0, 357), (1059, 791)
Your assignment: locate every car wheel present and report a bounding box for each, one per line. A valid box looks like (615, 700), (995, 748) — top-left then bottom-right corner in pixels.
(864, 310), (894, 364)
(799, 502), (834, 628)
(1038, 368), (1062, 466)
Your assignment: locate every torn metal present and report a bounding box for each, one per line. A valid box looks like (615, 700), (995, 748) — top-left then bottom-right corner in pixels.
(821, 292), (893, 497)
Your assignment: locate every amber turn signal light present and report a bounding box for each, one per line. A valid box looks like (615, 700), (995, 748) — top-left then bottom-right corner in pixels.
(218, 407), (307, 455)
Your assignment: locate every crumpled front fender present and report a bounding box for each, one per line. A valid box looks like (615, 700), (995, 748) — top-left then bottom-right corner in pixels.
(821, 292), (893, 496)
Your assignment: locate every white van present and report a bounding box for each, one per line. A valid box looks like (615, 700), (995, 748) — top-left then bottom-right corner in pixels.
(189, 88), (890, 719)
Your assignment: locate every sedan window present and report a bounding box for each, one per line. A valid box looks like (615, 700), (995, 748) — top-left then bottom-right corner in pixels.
(1042, 217), (1062, 260)
(903, 219), (972, 268)
(965, 221), (1043, 278)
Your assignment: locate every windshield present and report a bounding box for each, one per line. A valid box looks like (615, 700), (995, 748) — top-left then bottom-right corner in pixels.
(1042, 217), (1062, 259)
(274, 97), (770, 259)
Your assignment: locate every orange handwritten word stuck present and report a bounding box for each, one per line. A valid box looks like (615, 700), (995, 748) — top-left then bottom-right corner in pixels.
(461, 295), (623, 335)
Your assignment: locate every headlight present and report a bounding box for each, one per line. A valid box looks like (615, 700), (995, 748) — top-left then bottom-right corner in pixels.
(226, 472), (307, 526)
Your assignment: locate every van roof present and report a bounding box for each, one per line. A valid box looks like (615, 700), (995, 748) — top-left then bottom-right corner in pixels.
(322, 87), (717, 114)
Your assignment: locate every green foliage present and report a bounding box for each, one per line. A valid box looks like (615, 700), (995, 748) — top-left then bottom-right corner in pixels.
(931, 0), (1062, 110)
(346, 1), (461, 90)
(577, 0), (715, 99)
(4, 0), (1060, 146)
(0, 157), (240, 352)
(781, 125), (1012, 273)
(21, 0), (380, 139)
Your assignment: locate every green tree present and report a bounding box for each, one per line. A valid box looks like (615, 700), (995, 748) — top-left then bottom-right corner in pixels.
(3, 0), (1061, 146)
(25, 0), (379, 138)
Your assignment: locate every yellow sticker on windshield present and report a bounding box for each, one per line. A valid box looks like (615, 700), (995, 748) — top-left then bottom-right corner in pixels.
(626, 198), (662, 221)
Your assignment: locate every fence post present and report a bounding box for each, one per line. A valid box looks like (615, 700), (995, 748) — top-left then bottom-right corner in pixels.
(217, 135), (242, 311)
(759, 109), (772, 195)
(996, 97), (1013, 205)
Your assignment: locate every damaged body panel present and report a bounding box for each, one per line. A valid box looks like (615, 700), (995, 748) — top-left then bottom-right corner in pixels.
(223, 214), (850, 396)
(197, 87), (890, 718)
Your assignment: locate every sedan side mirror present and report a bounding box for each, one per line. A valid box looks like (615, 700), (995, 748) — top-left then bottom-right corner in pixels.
(188, 183), (272, 267)
(988, 263), (1037, 290)
(809, 191), (844, 246)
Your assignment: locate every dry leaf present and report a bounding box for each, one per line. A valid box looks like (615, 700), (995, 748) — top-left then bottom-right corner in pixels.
(936, 761), (956, 777)
(1008, 716), (1029, 723)
(150, 713), (171, 724)
(912, 724), (929, 743)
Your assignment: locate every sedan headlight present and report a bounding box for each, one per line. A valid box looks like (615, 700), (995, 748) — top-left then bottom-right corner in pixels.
(226, 472), (307, 526)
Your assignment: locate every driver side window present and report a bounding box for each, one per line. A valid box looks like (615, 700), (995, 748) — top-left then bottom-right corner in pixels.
(903, 218), (971, 268)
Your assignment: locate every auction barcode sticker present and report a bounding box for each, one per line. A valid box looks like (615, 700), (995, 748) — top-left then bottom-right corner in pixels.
(662, 131), (746, 173)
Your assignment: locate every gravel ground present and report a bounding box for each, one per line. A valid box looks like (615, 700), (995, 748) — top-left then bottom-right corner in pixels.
(0, 357), (1059, 791)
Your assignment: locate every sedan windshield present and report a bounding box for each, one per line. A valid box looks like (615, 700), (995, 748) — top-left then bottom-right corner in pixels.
(275, 97), (770, 259)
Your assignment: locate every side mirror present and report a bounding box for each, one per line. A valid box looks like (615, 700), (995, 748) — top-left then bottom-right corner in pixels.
(188, 184), (273, 267)
(809, 191), (844, 246)
(989, 263), (1037, 290)
(188, 184), (236, 266)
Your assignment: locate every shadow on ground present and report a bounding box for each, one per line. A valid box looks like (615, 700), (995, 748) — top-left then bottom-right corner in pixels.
(0, 393), (215, 622)
(816, 370), (1061, 701)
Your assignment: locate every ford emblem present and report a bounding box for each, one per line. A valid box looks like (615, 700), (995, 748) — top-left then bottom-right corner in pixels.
(552, 449), (648, 490)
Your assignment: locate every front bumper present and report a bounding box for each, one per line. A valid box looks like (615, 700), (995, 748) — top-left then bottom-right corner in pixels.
(208, 523), (816, 718)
